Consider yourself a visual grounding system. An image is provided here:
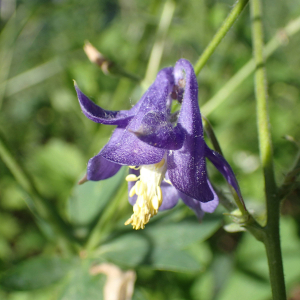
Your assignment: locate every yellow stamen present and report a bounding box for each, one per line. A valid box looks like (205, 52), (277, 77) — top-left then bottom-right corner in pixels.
(164, 179), (172, 185)
(155, 158), (165, 169)
(129, 166), (140, 170)
(152, 195), (159, 210)
(125, 174), (139, 181)
(157, 186), (163, 204)
(129, 185), (136, 197)
(125, 155), (168, 230)
(135, 181), (144, 196)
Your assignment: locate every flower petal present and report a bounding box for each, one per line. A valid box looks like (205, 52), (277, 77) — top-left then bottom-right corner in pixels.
(75, 84), (141, 126)
(159, 181), (180, 210)
(179, 179), (218, 219)
(133, 111), (185, 150)
(87, 154), (122, 181)
(101, 128), (166, 165)
(168, 59), (214, 202)
(178, 191), (204, 220)
(205, 145), (242, 199)
(101, 67), (175, 165)
(199, 180), (219, 213)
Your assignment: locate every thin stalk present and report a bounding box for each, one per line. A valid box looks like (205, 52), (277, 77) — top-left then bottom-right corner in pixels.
(142, 0), (176, 88)
(202, 16), (300, 117)
(203, 116), (250, 217)
(0, 134), (80, 248)
(250, 0), (286, 299)
(194, 0), (249, 75)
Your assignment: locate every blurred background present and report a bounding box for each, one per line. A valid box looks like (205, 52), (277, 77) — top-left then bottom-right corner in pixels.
(1, 0), (300, 299)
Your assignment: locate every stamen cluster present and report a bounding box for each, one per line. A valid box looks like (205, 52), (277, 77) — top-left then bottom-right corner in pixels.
(125, 159), (167, 229)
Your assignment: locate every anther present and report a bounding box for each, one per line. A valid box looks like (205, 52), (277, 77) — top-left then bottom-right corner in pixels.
(164, 179), (172, 185)
(152, 195), (159, 210)
(129, 166), (140, 170)
(125, 174), (139, 181)
(155, 159), (165, 169)
(129, 185), (136, 197)
(157, 186), (163, 203)
(135, 181), (145, 196)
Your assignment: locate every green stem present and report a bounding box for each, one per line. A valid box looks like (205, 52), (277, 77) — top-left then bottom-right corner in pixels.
(202, 16), (300, 117)
(142, 0), (176, 88)
(194, 0), (249, 75)
(250, 0), (286, 299)
(202, 116), (249, 217)
(0, 134), (80, 248)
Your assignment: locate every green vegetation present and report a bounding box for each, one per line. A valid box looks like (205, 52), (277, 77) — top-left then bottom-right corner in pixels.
(1, 0), (300, 299)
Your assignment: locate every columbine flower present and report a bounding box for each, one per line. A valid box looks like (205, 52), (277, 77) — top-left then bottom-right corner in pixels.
(75, 59), (242, 230)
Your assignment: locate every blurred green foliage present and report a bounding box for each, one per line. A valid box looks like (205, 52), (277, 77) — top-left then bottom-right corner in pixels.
(1, 0), (300, 299)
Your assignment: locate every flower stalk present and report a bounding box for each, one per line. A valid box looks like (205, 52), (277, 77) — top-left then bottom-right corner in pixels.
(142, 0), (176, 87)
(250, 0), (286, 298)
(194, 0), (249, 76)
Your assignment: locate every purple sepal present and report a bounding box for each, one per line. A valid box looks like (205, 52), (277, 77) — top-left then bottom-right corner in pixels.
(75, 85), (135, 126)
(101, 128), (166, 166)
(199, 180), (219, 213)
(100, 68), (175, 166)
(87, 154), (122, 181)
(133, 111), (185, 150)
(178, 179), (218, 219)
(167, 59), (214, 202)
(178, 191), (204, 220)
(205, 145), (242, 200)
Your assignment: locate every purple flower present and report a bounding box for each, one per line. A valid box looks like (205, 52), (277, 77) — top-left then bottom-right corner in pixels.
(75, 59), (242, 229)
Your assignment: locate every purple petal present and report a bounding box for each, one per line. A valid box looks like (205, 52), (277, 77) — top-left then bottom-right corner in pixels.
(87, 154), (122, 181)
(178, 191), (204, 220)
(179, 179), (218, 219)
(199, 180), (219, 213)
(133, 111), (184, 150)
(168, 59), (214, 202)
(101, 68), (175, 165)
(205, 145), (242, 199)
(101, 128), (166, 165)
(159, 182), (180, 210)
(75, 84), (141, 126)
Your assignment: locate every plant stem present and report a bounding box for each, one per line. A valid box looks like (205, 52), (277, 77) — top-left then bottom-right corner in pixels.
(142, 0), (176, 88)
(194, 0), (249, 76)
(250, 0), (286, 298)
(202, 16), (300, 117)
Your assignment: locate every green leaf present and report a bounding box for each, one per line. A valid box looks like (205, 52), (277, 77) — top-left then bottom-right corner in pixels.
(99, 231), (203, 272)
(0, 257), (74, 291)
(59, 262), (105, 300)
(148, 247), (202, 272)
(99, 233), (149, 268)
(144, 215), (222, 249)
(68, 167), (125, 225)
(98, 215), (220, 272)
